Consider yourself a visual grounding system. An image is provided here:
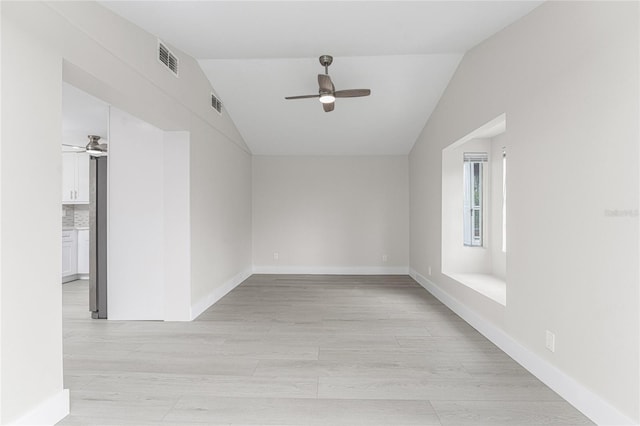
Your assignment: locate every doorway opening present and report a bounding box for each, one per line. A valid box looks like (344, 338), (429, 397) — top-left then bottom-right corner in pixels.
(61, 82), (109, 319)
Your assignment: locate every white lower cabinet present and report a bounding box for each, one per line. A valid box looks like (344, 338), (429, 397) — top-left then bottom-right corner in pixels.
(77, 229), (89, 275)
(62, 230), (77, 280)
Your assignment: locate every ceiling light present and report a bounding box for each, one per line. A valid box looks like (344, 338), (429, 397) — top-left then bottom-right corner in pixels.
(319, 94), (335, 104)
(86, 148), (105, 156)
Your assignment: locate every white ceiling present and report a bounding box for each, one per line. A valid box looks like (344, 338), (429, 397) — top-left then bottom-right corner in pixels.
(100, 1), (542, 155)
(62, 82), (109, 148)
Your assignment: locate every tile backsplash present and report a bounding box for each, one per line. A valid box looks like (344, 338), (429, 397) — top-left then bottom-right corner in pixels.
(74, 205), (89, 227)
(62, 205), (75, 227)
(62, 204), (90, 228)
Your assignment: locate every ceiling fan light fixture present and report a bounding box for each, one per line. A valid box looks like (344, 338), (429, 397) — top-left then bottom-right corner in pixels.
(319, 94), (335, 104)
(285, 55), (370, 112)
(86, 135), (107, 157)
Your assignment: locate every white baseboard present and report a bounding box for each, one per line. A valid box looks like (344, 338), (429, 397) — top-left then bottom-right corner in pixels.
(409, 269), (636, 426)
(61, 274), (78, 284)
(61, 274), (88, 283)
(190, 267), (252, 320)
(252, 265), (410, 275)
(12, 389), (69, 426)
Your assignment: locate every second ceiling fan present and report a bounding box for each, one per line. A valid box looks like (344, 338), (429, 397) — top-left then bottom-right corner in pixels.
(285, 55), (371, 112)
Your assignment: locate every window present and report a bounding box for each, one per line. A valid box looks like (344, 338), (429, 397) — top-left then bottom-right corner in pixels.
(463, 152), (488, 246)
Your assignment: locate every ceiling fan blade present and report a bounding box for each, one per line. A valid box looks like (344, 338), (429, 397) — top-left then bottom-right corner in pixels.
(318, 74), (334, 92)
(62, 144), (87, 152)
(285, 94), (320, 100)
(323, 102), (335, 113)
(334, 89), (371, 98)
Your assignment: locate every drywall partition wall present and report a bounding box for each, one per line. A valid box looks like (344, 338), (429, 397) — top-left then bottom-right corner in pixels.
(164, 131), (192, 321)
(1, 1), (252, 421)
(189, 115), (252, 318)
(253, 156), (409, 274)
(108, 107), (165, 320)
(409, 1), (638, 423)
(1, 13), (68, 425)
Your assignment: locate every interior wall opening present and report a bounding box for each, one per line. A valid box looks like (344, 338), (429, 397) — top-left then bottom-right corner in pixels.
(61, 82), (109, 319)
(441, 114), (507, 305)
(61, 74), (191, 322)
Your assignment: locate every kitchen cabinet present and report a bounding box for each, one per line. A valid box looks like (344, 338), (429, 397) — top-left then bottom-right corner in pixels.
(62, 230), (77, 281)
(62, 152), (89, 204)
(62, 153), (76, 203)
(77, 229), (89, 275)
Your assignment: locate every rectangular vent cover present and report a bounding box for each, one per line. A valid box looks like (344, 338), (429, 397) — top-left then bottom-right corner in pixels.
(211, 93), (223, 114)
(158, 41), (178, 76)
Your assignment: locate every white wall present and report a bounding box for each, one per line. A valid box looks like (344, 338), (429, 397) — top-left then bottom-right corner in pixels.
(108, 107), (165, 321)
(189, 115), (252, 315)
(164, 131), (191, 321)
(253, 156), (409, 274)
(410, 1), (638, 423)
(1, 1), (252, 422)
(1, 13), (66, 424)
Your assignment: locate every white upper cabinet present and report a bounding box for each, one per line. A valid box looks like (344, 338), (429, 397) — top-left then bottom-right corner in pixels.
(62, 152), (89, 204)
(62, 153), (76, 203)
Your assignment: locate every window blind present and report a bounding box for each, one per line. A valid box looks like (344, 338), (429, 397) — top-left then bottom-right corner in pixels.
(463, 152), (488, 162)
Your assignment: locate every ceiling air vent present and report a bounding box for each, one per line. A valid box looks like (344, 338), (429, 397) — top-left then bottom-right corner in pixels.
(211, 93), (223, 114)
(158, 40), (178, 76)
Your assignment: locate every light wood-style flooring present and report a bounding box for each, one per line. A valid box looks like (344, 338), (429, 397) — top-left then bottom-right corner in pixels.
(58, 274), (592, 425)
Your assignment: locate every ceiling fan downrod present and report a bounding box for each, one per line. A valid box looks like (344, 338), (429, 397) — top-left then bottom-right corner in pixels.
(319, 55), (333, 75)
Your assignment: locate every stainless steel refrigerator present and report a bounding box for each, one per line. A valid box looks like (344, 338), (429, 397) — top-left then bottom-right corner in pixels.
(89, 155), (107, 319)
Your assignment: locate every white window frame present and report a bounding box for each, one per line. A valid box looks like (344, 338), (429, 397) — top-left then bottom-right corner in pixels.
(502, 148), (507, 253)
(463, 152), (487, 247)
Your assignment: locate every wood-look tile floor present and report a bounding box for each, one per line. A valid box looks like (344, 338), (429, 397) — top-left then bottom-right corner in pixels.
(58, 275), (592, 425)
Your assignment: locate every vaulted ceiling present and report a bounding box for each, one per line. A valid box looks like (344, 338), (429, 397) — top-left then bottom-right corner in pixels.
(100, 1), (542, 155)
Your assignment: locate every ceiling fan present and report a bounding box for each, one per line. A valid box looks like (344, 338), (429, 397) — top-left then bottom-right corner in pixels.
(285, 55), (371, 112)
(62, 135), (108, 156)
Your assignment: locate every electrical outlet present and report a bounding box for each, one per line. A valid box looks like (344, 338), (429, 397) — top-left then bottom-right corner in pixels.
(273, 252), (279, 261)
(428, 266), (432, 276)
(382, 254), (388, 262)
(545, 330), (555, 352)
